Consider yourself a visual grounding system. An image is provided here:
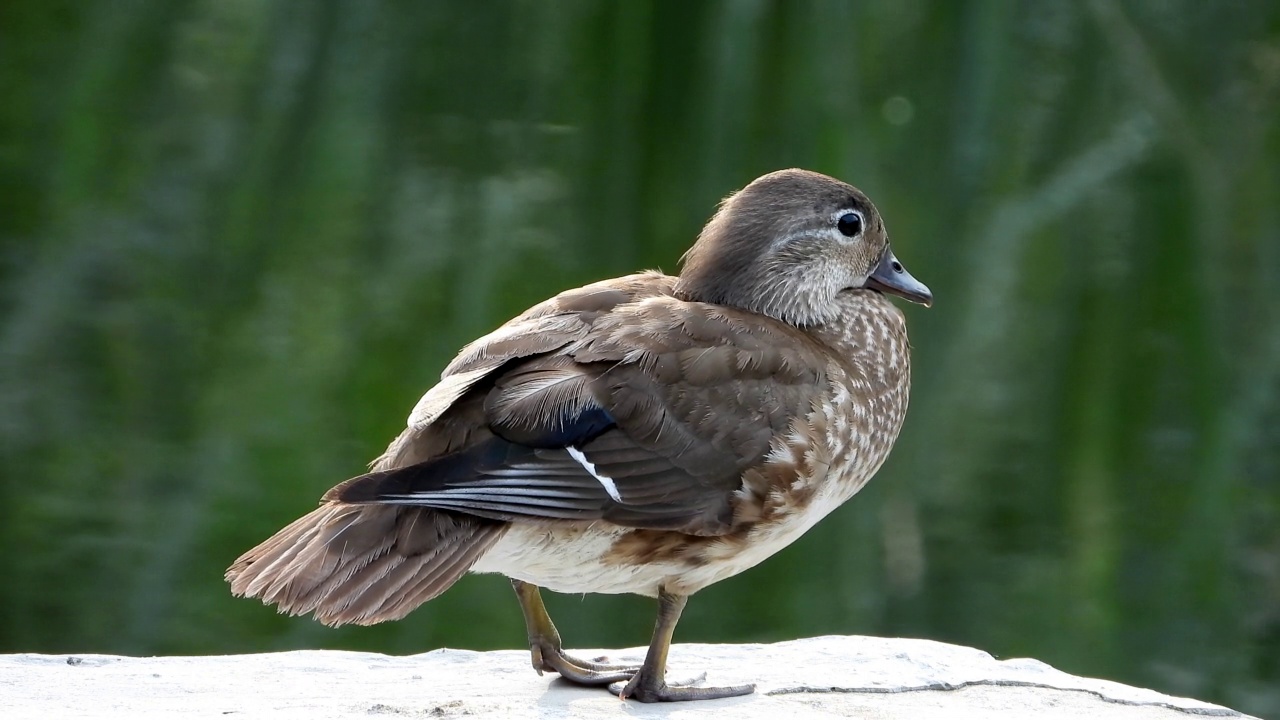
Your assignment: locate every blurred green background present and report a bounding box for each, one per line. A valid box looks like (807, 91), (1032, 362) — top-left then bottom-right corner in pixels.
(2, 0), (1278, 716)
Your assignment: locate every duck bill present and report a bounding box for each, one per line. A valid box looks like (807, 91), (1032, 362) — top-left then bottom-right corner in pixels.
(866, 247), (932, 307)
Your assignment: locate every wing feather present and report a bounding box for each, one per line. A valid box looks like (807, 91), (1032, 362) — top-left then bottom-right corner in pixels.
(348, 278), (826, 536)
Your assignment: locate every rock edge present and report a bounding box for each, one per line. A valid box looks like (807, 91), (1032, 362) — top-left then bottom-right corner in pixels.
(2, 635), (1255, 720)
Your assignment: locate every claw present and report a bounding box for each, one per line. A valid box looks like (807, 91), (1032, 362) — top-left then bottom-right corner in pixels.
(529, 644), (546, 675)
(610, 671), (754, 702)
(536, 642), (640, 686)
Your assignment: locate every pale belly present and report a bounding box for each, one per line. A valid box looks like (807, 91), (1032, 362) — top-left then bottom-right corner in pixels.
(469, 523), (654, 595)
(468, 476), (855, 597)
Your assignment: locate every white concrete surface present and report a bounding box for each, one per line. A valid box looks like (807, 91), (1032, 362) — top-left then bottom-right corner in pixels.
(1, 635), (1254, 719)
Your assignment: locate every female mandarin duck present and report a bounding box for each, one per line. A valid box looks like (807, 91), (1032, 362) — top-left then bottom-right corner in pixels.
(227, 169), (931, 703)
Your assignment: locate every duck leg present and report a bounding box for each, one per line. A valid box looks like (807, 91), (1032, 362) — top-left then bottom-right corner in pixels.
(608, 588), (756, 702)
(511, 579), (639, 685)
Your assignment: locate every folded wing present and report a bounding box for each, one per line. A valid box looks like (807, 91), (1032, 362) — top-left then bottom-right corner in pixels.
(340, 275), (826, 536)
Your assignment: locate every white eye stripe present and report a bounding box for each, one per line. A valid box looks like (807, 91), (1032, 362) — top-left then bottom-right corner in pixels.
(769, 209), (868, 250)
(769, 228), (830, 250)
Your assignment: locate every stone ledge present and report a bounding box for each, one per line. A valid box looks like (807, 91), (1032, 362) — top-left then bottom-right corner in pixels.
(2, 635), (1254, 719)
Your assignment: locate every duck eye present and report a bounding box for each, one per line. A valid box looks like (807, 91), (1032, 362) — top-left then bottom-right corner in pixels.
(837, 211), (863, 238)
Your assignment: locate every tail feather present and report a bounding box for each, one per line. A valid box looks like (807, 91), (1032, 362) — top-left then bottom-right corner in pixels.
(226, 503), (504, 626)
(276, 510), (400, 613)
(310, 536), (447, 622)
(320, 527), (498, 625)
(237, 507), (382, 611)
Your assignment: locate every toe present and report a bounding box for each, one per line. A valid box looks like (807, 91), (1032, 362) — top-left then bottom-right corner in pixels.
(610, 672), (754, 702)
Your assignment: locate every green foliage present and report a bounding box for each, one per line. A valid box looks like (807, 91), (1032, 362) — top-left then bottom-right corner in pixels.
(1, 0), (1277, 715)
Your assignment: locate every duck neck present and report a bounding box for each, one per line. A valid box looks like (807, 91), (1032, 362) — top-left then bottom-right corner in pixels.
(805, 290), (912, 391)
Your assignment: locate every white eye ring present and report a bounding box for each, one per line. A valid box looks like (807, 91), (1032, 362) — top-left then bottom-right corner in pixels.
(833, 209), (865, 240)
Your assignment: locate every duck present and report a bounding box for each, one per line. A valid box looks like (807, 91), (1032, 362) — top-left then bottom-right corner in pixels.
(226, 168), (932, 703)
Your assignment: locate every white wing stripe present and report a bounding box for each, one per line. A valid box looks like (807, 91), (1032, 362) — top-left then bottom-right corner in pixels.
(566, 446), (624, 503)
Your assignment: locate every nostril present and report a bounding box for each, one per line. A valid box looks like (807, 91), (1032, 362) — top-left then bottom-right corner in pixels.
(891, 260), (904, 273)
